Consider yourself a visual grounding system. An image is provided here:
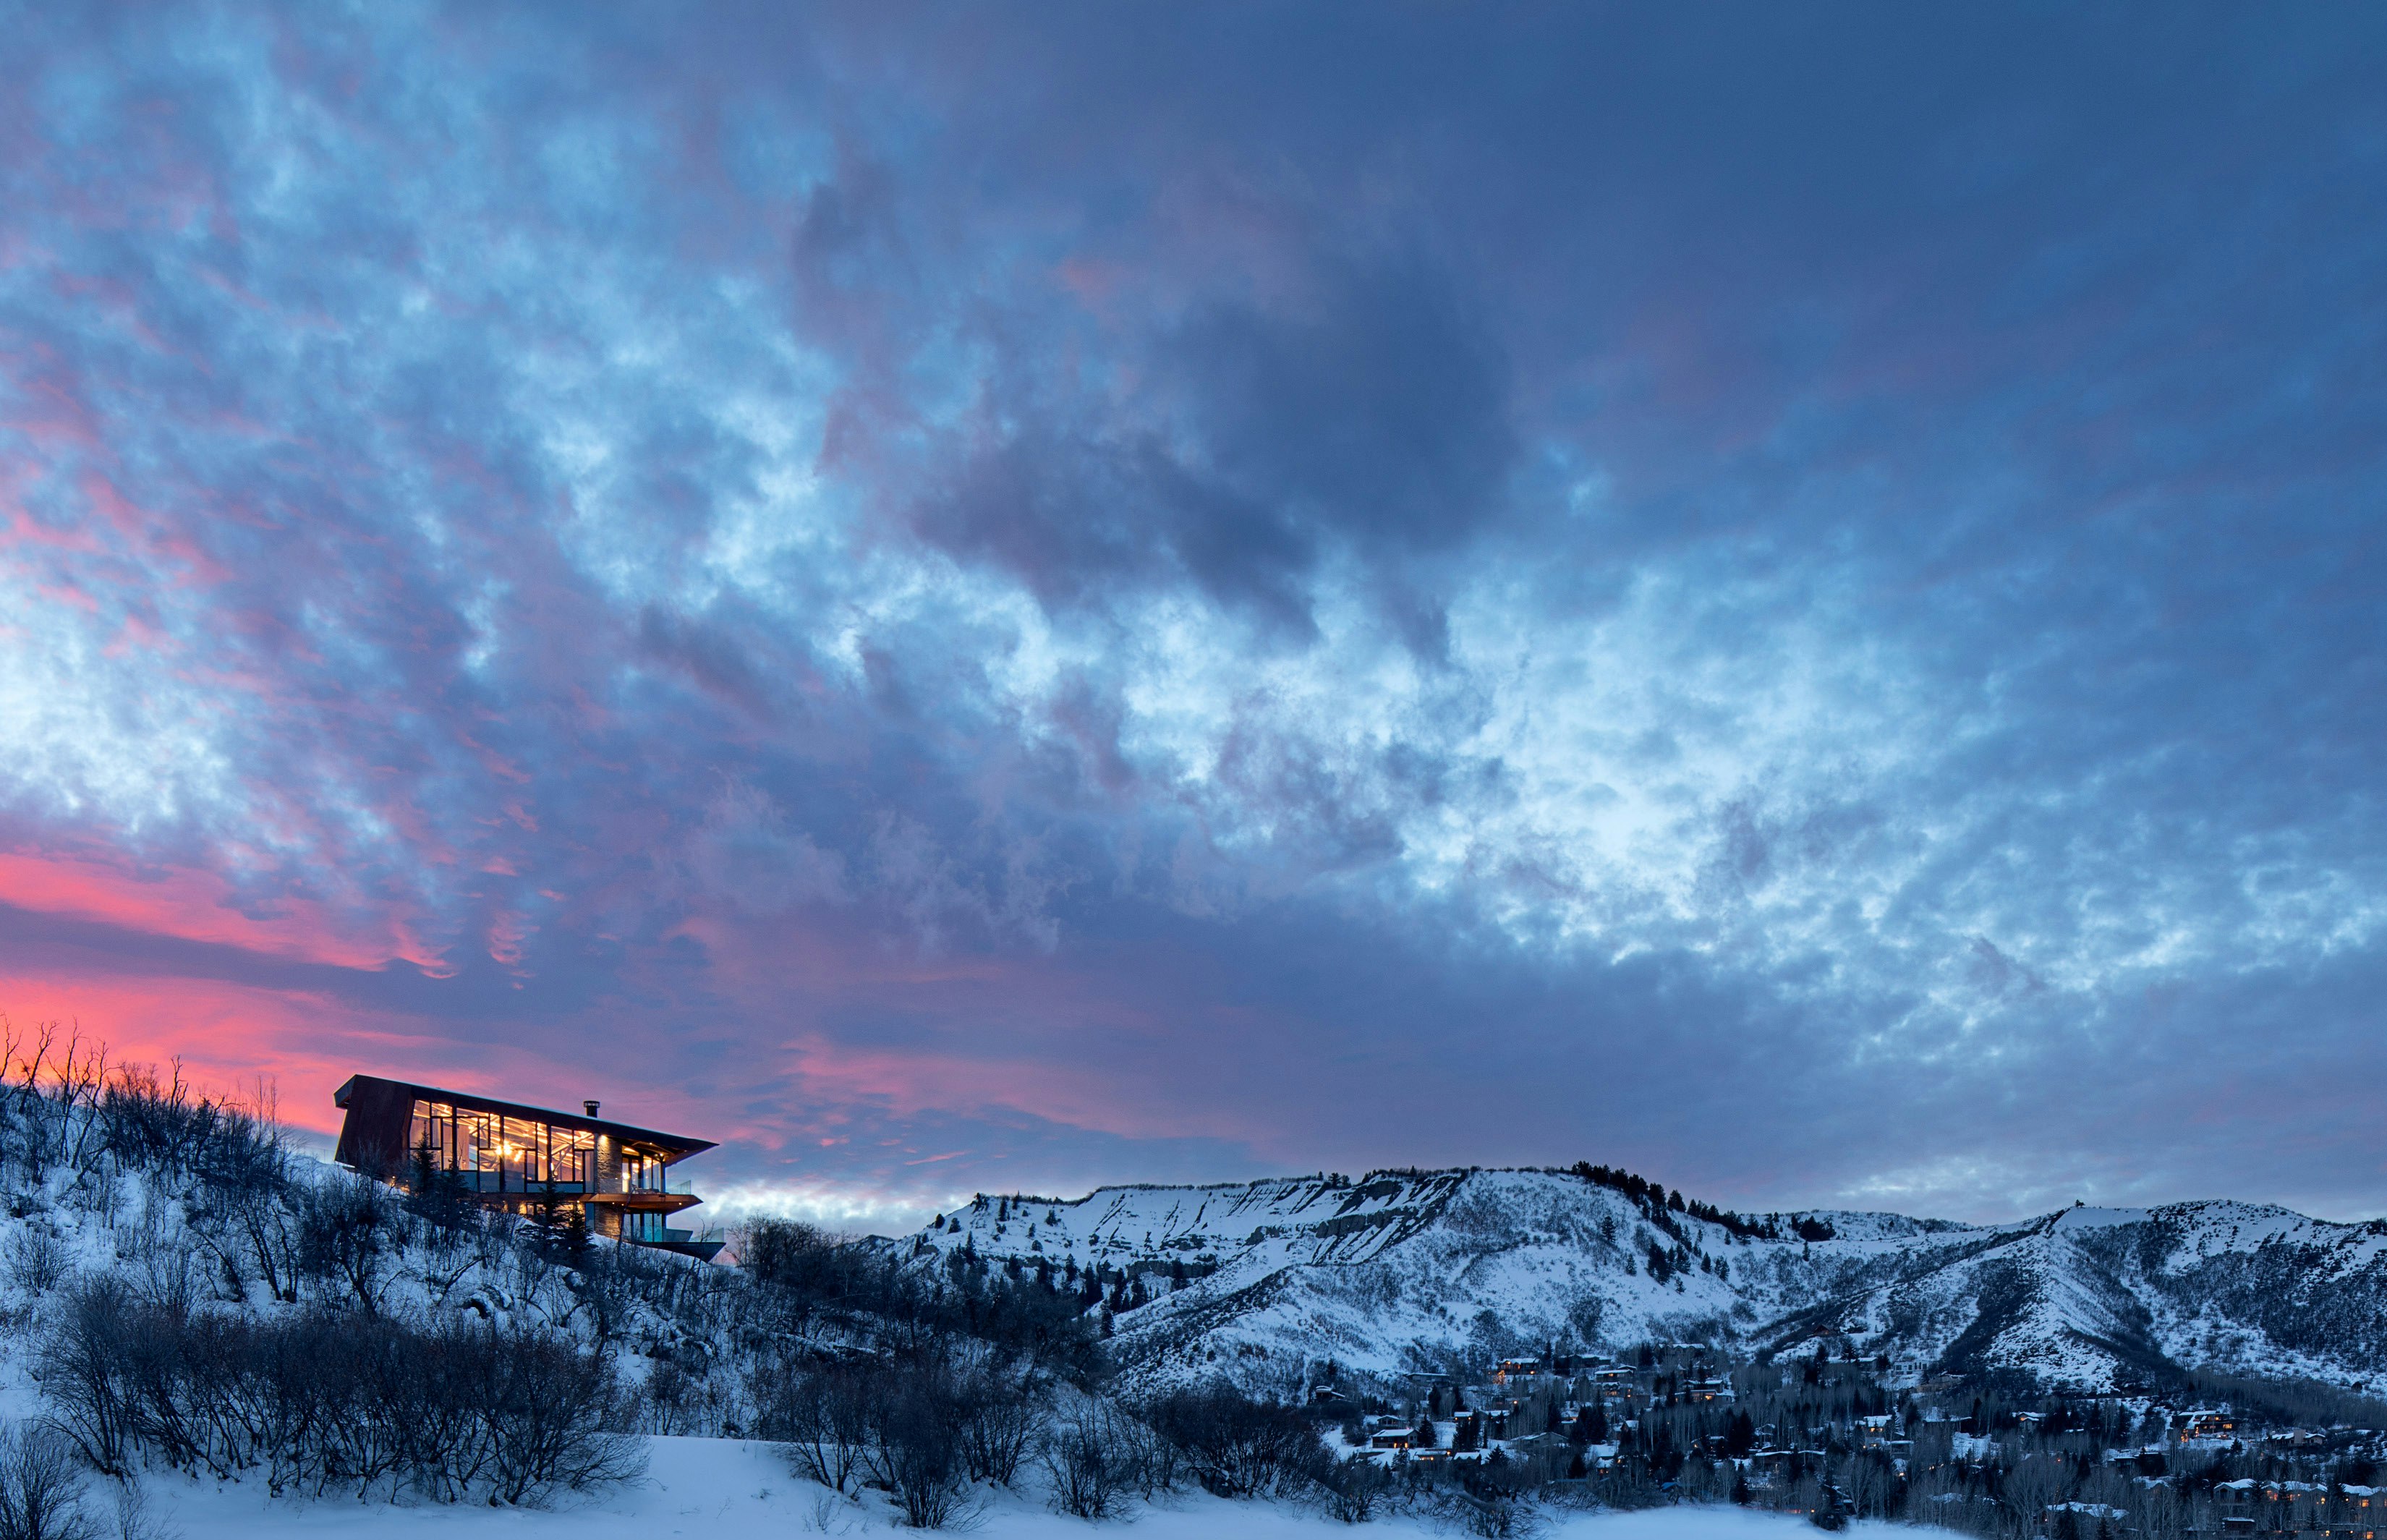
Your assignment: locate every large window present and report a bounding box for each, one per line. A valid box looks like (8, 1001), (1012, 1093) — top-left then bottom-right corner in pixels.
(621, 1149), (667, 1192)
(406, 1100), (596, 1190)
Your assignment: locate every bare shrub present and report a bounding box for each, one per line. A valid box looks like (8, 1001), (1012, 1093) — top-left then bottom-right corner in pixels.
(757, 1363), (873, 1496)
(295, 1174), (394, 1313)
(1316, 1455), (1392, 1523)
(1146, 1386), (1327, 1499)
(4, 1230), (67, 1294)
(757, 1356), (989, 1528)
(37, 1277), (637, 1505)
(1454, 1488), (1541, 1538)
(1039, 1403), (1135, 1520)
(116, 1218), (196, 1315)
(637, 1356), (700, 1437)
(953, 1367), (1038, 1487)
(866, 1367), (977, 1531)
(0, 1419), (94, 1540)
(221, 1187), (299, 1304)
(481, 1329), (645, 1505)
(39, 1277), (135, 1476)
(735, 1220), (856, 1330)
(106, 1484), (169, 1540)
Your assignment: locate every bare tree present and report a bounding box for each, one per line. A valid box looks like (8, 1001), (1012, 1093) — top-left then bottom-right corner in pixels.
(0, 1419), (93, 1540)
(761, 1365), (872, 1497)
(953, 1364), (1039, 1487)
(1039, 1403), (1134, 1520)
(2001, 1452), (2072, 1539)
(865, 1369), (977, 1531)
(3, 1230), (67, 1294)
(296, 1173), (395, 1313)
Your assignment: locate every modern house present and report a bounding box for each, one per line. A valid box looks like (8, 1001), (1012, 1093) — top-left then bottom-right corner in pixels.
(332, 1073), (723, 1260)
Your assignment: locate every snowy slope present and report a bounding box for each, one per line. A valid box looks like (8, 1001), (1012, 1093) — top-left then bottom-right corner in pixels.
(97, 1447), (1855, 1540)
(913, 1171), (2387, 1396)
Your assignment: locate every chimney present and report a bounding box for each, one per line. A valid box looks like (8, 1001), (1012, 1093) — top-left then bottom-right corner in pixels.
(584, 1100), (600, 1118)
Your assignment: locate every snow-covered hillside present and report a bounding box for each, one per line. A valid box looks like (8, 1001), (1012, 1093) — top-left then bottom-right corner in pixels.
(911, 1170), (2387, 1397)
(95, 1447), (1850, 1540)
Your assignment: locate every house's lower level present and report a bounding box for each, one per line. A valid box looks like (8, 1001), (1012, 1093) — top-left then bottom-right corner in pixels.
(333, 1073), (724, 1261)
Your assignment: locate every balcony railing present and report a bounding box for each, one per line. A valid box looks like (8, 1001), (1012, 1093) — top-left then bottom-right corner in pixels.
(452, 1171), (586, 1195)
(417, 1165), (693, 1201)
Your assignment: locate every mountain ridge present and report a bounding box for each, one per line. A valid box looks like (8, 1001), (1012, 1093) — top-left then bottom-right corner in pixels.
(900, 1167), (2387, 1398)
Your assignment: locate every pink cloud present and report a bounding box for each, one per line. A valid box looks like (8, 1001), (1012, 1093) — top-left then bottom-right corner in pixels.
(0, 849), (420, 971)
(0, 969), (402, 1141)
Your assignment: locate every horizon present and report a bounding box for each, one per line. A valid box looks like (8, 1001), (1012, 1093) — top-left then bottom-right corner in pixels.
(5, 6), (2387, 1233)
(278, 1086), (2378, 1240)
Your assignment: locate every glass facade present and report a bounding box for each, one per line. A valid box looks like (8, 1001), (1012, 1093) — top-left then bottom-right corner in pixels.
(336, 1076), (713, 1256)
(405, 1098), (600, 1191)
(623, 1149), (666, 1192)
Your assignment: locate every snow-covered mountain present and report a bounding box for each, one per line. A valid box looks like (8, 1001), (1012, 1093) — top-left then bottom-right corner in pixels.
(909, 1169), (2387, 1397)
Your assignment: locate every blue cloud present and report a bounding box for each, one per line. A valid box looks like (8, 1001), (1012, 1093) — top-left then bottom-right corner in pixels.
(1, 3), (2384, 1227)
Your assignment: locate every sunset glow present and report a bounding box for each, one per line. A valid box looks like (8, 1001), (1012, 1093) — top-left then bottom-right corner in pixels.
(4, 5), (2384, 1229)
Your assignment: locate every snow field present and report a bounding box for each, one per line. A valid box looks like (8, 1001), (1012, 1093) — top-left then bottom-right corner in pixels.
(130, 1434), (1854, 1539)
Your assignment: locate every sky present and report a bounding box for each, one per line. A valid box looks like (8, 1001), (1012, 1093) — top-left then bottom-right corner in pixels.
(3, 3), (2386, 1233)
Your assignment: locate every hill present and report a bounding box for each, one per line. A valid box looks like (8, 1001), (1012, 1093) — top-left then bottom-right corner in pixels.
(909, 1168), (2387, 1397)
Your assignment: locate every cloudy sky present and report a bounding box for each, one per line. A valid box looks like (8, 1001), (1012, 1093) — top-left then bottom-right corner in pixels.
(4, 3), (2384, 1231)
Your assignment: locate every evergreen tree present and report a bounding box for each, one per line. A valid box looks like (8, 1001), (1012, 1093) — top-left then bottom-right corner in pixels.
(407, 1136), (469, 1224)
(528, 1180), (565, 1253)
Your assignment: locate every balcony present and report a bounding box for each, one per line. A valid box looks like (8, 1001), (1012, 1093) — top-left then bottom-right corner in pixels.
(582, 1188), (700, 1214)
(451, 1170), (587, 1196)
(616, 1172), (696, 1195)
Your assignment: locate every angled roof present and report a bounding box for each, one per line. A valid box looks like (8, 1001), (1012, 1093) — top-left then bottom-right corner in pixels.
(333, 1073), (716, 1159)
